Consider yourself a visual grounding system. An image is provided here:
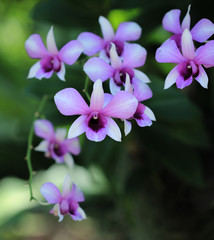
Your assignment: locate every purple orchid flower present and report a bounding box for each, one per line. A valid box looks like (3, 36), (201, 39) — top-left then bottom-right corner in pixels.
(84, 43), (151, 100)
(77, 16), (141, 61)
(25, 26), (83, 81)
(54, 79), (138, 142)
(162, 5), (214, 48)
(34, 119), (81, 168)
(156, 28), (214, 89)
(40, 174), (86, 222)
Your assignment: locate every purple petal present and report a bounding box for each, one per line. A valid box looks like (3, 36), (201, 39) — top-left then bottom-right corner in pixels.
(132, 77), (152, 101)
(109, 43), (122, 69)
(155, 39), (185, 63)
(124, 119), (132, 136)
(195, 65), (208, 88)
(64, 138), (81, 155)
(181, 5), (191, 30)
(181, 28), (195, 60)
(77, 32), (104, 56)
(54, 88), (90, 116)
(98, 16), (114, 41)
(70, 183), (85, 202)
(194, 40), (214, 66)
(70, 207), (86, 221)
(122, 43), (147, 68)
(34, 119), (55, 140)
(133, 69), (151, 83)
(86, 126), (106, 142)
(105, 117), (121, 142)
(57, 62), (65, 81)
(59, 40), (83, 65)
(162, 9), (182, 34)
(84, 57), (114, 82)
(104, 93), (113, 107)
(40, 182), (61, 204)
(144, 106), (156, 121)
(176, 75), (193, 89)
(109, 78), (121, 95)
(135, 114), (152, 127)
(68, 115), (88, 139)
(102, 91), (138, 119)
(115, 22), (141, 42)
(35, 66), (54, 80)
(25, 34), (48, 59)
(191, 19), (214, 43)
(27, 61), (41, 79)
(90, 79), (104, 111)
(46, 26), (58, 54)
(164, 65), (179, 89)
(62, 174), (71, 198)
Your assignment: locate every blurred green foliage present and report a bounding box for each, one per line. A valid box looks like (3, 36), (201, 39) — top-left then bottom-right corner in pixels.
(0, 0), (214, 239)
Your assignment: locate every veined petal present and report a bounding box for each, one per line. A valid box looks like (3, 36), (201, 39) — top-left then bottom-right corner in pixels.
(27, 61), (41, 79)
(181, 5), (191, 30)
(34, 119), (55, 140)
(98, 16), (114, 41)
(162, 9), (182, 34)
(105, 117), (121, 142)
(133, 77), (152, 101)
(90, 79), (104, 111)
(68, 115), (88, 139)
(86, 126), (106, 142)
(59, 40), (83, 65)
(195, 65), (208, 88)
(84, 57), (114, 82)
(155, 39), (185, 63)
(191, 19), (214, 42)
(46, 26), (58, 54)
(40, 182), (61, 204)
(57, 62), (65, 81)
(54, 88), (90, 116)
(123, 43), (147, 68)
(77, 32), (104, 56)
(164, 65), (179, 89)
(64, 137), (81, 155)
(124, 119), (132, 136)
(102, 91), (138, 119)
(109, 78), (120, 95)
(64, 154), (74, 170)
(133, 69), (151, 83)
(176, 75), (193, 89)
(25, 34), (48, 59)
(181, 28), (195, 60)
(194, 40), (214, 66)
(144, 106), (156, 121)
(62, 174), (71, 198)
(109, 43), (122, 69)
(115, 22), (142, 42)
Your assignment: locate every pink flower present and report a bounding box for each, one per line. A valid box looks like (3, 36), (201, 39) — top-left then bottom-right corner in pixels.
(77, 16), (141, 61)
(25, 26), (83, 80)
(156, 28), (214, 89)
(40, 175), (86, 222)
(54, 79), (138, 142)
(34, 119), (81, 168)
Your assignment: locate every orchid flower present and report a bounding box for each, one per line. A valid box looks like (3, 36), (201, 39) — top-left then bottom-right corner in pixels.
(77, 16), (141, 61)
(54, 79), (138, 142)
(25, 26), (83, 81)
(123, 74), (156, 135)
(40, 174), (86, 222)
(162, 5), (214, 48)
(34, 119), (81, 168)
(84, 43), (151, 100)
(156, 28), (214, 89)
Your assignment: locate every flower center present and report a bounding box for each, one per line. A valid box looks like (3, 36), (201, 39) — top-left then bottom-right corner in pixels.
(87, 112), (105, 132)
(105, 40), (124, 58)
(53, 143), (66, 157)
(113, 68), (134, 87)
(41, 56), (61, 73)
(179, 61), (198, 80)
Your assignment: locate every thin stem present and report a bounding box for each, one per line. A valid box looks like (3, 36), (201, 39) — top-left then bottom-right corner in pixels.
(26, 95), (48, 201)
(83, 75), (90, 101)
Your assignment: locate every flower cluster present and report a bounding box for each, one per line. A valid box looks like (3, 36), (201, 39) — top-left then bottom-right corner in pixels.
(155, 5), (214, 89)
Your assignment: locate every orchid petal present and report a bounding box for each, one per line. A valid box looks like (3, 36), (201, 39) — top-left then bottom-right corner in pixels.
(124, 73), (133, 94)
(57, 62), (65, 81)
(40, 182), (61, 204)
(191, 19), (214, 42)
(99, 49), (110, 62)
(77, 32), (104, 56)
(90, 79), (104, 111)
(144, 106), (156, 121)
(109, 78), (120, 95)
(70, 183), (85, 202)
(162, 9), (182, 34)
(25, 34), (48, 59)
(98, 16), (114, 41)
(133, 69), (151, 83)
(176, 75), (193, 89)
(84, 57), (114, 82)
(195, 65), (208, 88)
(156, 39), (185, 63)
(194, 40), (214, 66)
(104, 93), (113, 107)
(27, 61), (41, 79)
(181, 5), (191, 30)
(105, 117), (121, 142)
(70, 207), (86, 221)
(136, 114), (152, 127)
(68, 115), (88, 139)
(62, 174), (71, 198)
(164, 65), (179, 89)
(115, 22), (142, 41)
(54, 88), (90, 116)
(64, 137), (81, 155)
(59, 40), (83, 65)
(46, 26), (58, 54)
(124, 120), (132, 136)
(34, 140), (49, 152)
(102, 91), (138, 119)
(34, 119), (55, 140)
(181, 28), (195, 60)
(35, 68), (54, 80)
(86, 126), (106, 142)
(109, 43), (122, 68)
(64, 154), (74, 170)
(123, 43), (147, 68)
(55, 128), (67, 141)
(133, 77), (152, 101)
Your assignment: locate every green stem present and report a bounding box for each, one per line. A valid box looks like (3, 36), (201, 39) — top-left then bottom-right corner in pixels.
(26, 95), (48, 201)
(83, 75), (90, 101)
